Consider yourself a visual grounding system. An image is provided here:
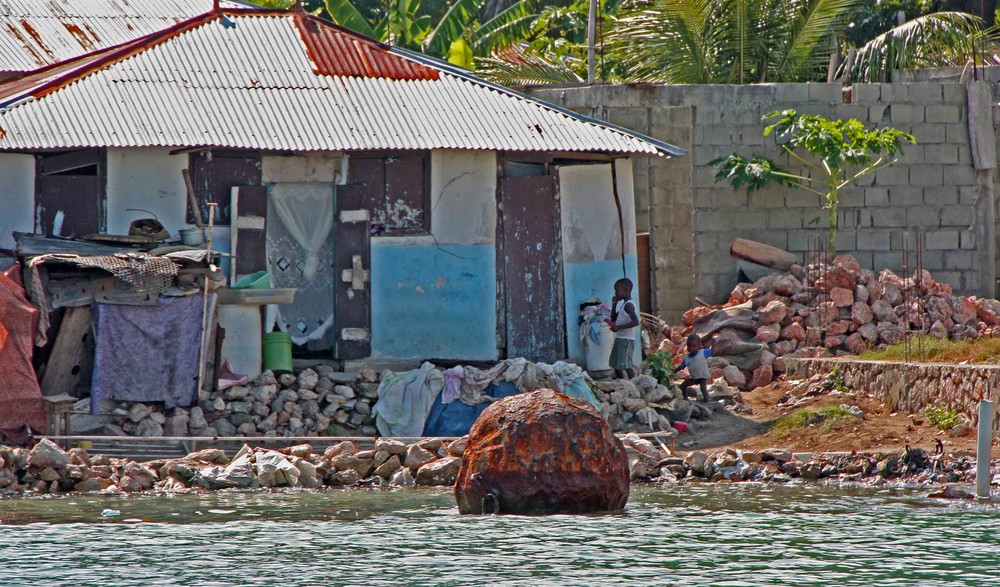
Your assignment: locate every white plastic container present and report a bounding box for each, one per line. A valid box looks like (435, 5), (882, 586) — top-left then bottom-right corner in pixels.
(218, 304), (262, 380)
(584, 321), (615, 373)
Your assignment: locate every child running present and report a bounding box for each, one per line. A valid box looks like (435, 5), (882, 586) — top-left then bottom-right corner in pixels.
(678, 334), (712, 402)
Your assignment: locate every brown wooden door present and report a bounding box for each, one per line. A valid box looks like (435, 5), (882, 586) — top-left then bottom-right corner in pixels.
(334, 184), (371, 359)
(35, 149), (105, 237)
(188, 151), (262, 225)
(500, 175), (565, 362)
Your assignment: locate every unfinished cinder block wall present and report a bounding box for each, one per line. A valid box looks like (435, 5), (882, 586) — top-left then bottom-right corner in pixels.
(531, 82), (996, 322)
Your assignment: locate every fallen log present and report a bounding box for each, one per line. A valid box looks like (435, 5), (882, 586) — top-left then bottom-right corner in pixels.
(730, 238), (798, 272)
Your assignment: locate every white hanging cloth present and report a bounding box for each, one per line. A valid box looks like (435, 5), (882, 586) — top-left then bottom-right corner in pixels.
(269, 183), (334, 281)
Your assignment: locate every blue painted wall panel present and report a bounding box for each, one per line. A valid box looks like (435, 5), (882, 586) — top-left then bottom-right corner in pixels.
(563, 254), (640, 364)
(371, 243), (498, 361)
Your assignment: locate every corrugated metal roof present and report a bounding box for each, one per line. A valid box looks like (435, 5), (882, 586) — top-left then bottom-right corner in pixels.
(295, 14), (438, 81)
(0, 11), (684, 157)
(0, 0), (247, 71)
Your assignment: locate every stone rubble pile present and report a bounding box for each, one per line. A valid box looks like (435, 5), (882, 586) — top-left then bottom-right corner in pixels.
(0, 437), (467, 494)
(656, 255), (1000, 390)
(592, 375), (748, 434)
(103, 365), (382, 439)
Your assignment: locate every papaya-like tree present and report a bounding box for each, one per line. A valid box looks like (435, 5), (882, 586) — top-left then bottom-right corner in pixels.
(711, 110), (915, 253)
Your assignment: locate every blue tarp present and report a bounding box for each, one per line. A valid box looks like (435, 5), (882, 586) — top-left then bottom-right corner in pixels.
(422, 381), (520, 437)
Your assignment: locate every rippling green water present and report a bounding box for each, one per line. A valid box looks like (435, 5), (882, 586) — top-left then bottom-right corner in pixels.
(2, 484), (999, 586)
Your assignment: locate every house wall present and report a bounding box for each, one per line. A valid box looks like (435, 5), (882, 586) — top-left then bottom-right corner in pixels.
(369, 149), (499, 361)
(0, 153), (34, 251)
(106, 147), (233, 263)
(559, 160), (641, 364)
(530, 82), (996, 322)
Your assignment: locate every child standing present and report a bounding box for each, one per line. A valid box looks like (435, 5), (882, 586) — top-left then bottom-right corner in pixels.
(609, 278), (639, 380)
(678, 334), (712, 402)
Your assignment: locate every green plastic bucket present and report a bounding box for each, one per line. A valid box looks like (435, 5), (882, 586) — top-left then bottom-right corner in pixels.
(262, 331), (293, 373)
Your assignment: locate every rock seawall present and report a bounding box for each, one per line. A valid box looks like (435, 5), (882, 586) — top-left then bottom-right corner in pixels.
(786, 357), (1000, 426)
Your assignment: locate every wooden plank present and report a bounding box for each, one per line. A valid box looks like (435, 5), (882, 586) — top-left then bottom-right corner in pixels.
(729, 238), (798, 271)
(637, 232), (651, 314)
(40, 306), (93, 397)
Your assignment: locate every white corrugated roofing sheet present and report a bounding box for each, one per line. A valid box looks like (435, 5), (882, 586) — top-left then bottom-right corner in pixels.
(0, 12), (682, 156)
(0, 0), (247, 71)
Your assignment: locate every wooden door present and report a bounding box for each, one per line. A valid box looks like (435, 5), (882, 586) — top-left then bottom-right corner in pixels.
(35, 149), (105, 237)
(500, 175), (565, 362)
(333, 184), (371, 359)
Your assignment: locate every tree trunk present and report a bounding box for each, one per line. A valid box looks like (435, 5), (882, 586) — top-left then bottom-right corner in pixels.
(939, 0), (997, 27)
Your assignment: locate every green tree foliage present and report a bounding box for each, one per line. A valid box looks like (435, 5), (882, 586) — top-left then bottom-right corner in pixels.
(712, 110), (915, 253)
(607, 0), (858, 84)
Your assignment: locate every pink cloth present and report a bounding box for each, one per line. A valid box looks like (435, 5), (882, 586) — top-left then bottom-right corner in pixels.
(0, 264), (45, 439)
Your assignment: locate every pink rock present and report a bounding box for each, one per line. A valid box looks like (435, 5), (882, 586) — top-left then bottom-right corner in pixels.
(929, 320), (949, 339)
(773, 356), (787, 373)
(882, 283), (902, 307)
(758, 299), (788, 326)
(830, 287), (854, 308)
(823, 335), (845, 349)
(974, 297), (1000, 326)
(773, 339), (798, 356)
(857, 322), (878, 342)
(756, 324), (781, 343)
(834, 254), (861, 275)
(772, 275), (805, 297)
(722, 366), (746, 388)
(780, 322), (806, 342)
(749, 364), (773, 389)
(851, 302), (873, 325)
(870, 299), (897, 323)
(815, 267), (855, 292)
(826, 320), (851, 336)
(805, 326), (823, 346)
(854, 284), (870, 305)
(951, 296), (978, 326)
(844, 332), (868, 354)
(877, 323), (903, 345)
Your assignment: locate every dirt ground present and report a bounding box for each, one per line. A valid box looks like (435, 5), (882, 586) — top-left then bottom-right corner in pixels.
(680, 379), (988, 457)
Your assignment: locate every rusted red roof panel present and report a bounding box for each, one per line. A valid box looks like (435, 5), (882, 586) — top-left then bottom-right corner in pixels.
(294, 14), (438, 81)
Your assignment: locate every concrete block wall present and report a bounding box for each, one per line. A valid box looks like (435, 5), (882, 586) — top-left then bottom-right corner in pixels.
(531, 82), (996, 321)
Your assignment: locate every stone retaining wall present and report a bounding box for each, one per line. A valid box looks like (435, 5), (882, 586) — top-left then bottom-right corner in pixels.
(785, 357), (1000, 426)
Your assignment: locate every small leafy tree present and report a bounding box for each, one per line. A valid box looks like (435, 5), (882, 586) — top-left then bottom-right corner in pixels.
(711, 110), (915, 253)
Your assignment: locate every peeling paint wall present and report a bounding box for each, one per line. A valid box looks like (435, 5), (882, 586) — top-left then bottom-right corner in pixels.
(370, 149), (498, 360)
(559, 160), (641, 364)
(0, 153), (34, 250)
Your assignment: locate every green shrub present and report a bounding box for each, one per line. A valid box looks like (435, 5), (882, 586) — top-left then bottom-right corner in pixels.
(646, 350), (676, 386)
(924, 405), (961, 430)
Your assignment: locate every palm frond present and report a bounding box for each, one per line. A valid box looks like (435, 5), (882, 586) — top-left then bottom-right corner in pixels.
(473, 1), (538, 56)
(772, 0), (858, 82)
(850, 11), (986, 82)
(477, 47), (584, 86)
(609, 0), (716, 83)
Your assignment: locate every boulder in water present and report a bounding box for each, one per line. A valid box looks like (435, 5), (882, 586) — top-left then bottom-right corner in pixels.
(454, 389), (629, 515)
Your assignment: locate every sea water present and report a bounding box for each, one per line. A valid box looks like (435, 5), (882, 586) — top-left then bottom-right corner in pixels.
(1, 483), (998, 586)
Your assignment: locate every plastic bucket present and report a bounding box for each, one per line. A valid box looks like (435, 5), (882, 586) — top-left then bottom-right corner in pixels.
(262, 331), (293, 373)
(232, 270), (271, 289)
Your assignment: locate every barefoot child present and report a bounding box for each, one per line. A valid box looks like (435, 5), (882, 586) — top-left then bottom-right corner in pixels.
(609, 278), (639, 379)
(678, 334), (711, 402)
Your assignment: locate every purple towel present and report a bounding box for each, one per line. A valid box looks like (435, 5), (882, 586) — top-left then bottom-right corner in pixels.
(91, 295), (214, 413)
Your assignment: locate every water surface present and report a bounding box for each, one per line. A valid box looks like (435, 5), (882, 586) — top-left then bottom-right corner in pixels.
(1, 484), (998, 586)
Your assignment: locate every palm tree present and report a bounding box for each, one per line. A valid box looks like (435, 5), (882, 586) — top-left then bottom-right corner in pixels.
(322, 0), (537, 62)
(847, 11), (1000, 82)
(607, 0), (859, 84)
